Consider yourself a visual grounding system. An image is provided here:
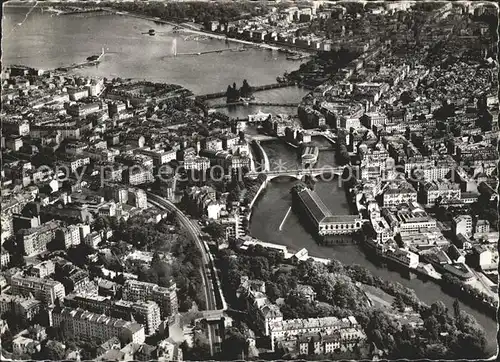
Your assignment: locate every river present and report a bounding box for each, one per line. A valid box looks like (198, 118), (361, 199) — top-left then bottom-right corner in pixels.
(252, 139), (497, 354)
(206, 86), (309, 119)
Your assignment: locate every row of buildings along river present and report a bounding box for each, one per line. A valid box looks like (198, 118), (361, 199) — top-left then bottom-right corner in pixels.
(248, 136), (496, 352)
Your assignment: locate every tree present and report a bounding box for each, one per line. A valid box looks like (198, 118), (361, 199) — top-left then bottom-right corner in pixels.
(400, 91), (414, 105)
(240, 79), (253, 98)
(93, 216), (109, 231)
(290, 182), (307, 195)
(184, 336), (211, 360)
(226, 85), (234, 101)
(41, 341), (66, 360)
(405, 126), (411, 140)
(423, 315), (439, 340)
(1, 329), (13, 352)
(229, 184), (242, 203)
(453, 299), (460, 319)
(221, 327), (246, 359)
(392, 294), (406, 312)
(204, 222), (226, 241)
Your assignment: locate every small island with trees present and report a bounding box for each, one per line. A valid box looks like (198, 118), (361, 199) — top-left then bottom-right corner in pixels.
(226, 79), (254, 103)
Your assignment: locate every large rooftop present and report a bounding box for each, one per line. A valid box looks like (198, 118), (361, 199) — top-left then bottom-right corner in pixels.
(296, 188), (331, 224)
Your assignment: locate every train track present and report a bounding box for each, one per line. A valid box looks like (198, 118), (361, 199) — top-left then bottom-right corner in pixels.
(147, 193), (220, 355)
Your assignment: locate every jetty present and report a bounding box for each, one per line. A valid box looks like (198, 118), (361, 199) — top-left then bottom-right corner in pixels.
(55, 48), (105, 72)
(166, 46), (246, 57)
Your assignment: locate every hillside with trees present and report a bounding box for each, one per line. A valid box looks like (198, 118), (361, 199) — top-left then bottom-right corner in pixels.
(218, 244), (490, 359)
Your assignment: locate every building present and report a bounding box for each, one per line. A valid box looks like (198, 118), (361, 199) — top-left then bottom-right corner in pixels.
(219, 215), (241, 241)
(451, 215), (473, 237)
(301, 146), (319, 167)
(292, 187), (362, 236)
(29, 260), (56, 279)
(56, 224), (82, 249)
(66, 102), (102, 117)
(124, 166), (154, 185)
(474, 219), (490, 235)
(3, 119), (30, 136)
(385, 247), (419, 269)
(420, 180), (461, 206)
(12, 336), (41, 356)
(128, 188), (148, 209)
(84, 231), (102, 249)
(10, 275), (65, 305)
(123, 280), (178, 318)
(361, 112), (387, 129)
(294, 284), (316, 302)
(203, 137), (223, 151)
(297, 328), (367, 355)
(17, 221), (61, 257)
(113, 300), (161, 336)
(184, 156), (210, 172)
(382, 204), (437, 235)
(382, 182), (418, 207)
(370, 216), (392, 243)
(59, 156), (91, 173)
(135, 149), (176, 166)
(237, 277), (283, 336)
(470, 245), (498, 271)
(1, 250), (11, 268)
(65, 294), (161, 336)
(52, 307), (145, 344)
(0, 294), (42, 321)
(269, 316), (365, 352)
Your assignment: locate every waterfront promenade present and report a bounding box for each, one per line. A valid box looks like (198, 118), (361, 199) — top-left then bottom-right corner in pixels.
(108, 9), (285, 51)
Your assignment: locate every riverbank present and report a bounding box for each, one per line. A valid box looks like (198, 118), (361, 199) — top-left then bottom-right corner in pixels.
(105, 8), (286, 52)
(248, 174), (497, 352)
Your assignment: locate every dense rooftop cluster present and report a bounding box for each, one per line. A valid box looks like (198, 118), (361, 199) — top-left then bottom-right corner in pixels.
(1, 1), (498, 361)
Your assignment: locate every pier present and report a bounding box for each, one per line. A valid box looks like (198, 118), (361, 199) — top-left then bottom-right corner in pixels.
(197, 81), (296, 101)
(54, 48), (105, 72)
(165, 46), (247, 57)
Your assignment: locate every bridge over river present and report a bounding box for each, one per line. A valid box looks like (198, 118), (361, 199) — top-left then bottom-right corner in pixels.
(210, 101), (299, 109)
(196, 81), (297, 101)
(247, 166), (345, 180)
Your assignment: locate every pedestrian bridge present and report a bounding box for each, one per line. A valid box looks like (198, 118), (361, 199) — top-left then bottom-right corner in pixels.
(247, 166), (345, 180)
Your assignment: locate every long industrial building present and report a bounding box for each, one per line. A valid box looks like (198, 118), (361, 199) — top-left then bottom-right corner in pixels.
(292, 187), (362, 235)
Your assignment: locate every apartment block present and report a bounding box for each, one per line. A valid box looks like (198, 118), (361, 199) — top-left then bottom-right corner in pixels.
(10, 275), (65, 305)
(123, 280), (178, 318)
(52, 307), (145, 344)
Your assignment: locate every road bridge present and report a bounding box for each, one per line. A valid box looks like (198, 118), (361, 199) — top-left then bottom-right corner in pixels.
(210, 101), (299, 109)
(247, 166), (345, 180)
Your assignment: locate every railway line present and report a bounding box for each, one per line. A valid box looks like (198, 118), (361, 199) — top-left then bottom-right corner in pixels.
(147, 193), (222, 355)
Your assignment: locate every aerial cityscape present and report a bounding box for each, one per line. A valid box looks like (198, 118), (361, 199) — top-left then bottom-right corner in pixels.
(0, 0), (498, 360)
